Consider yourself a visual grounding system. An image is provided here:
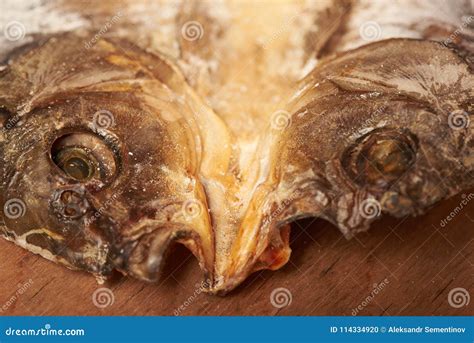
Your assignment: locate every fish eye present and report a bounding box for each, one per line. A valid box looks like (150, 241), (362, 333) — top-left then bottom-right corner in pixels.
(51, 133), (118, 183)
(342, 129), (418, 188)
(363, 138), (415, 184)
(53, 147), (97, 181)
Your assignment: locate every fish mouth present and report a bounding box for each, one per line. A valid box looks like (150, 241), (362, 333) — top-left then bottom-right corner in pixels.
(121, 223), (212, 284)
(114, 194), (295, 293)
(116, 195), (215, 286)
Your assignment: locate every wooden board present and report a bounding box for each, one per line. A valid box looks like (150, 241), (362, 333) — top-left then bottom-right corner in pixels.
(0, 190), (472, 316)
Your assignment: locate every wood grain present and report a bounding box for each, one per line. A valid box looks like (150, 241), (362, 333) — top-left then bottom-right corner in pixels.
(0, 190), (472, 316)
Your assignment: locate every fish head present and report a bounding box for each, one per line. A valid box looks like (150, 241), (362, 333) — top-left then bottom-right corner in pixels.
(274, 39), (473, 237)
(0, 33), (230, 282)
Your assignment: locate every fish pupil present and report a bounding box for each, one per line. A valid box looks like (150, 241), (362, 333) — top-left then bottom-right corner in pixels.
(64, 156), (92, 180)
(53, 147), (95, 181)
(341, 129), (418, 188)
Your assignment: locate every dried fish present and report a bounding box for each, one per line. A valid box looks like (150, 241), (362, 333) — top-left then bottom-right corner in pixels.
(0, 0), (472, 293)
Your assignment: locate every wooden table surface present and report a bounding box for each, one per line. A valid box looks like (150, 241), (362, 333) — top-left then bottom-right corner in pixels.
(1, 190), (472, 316)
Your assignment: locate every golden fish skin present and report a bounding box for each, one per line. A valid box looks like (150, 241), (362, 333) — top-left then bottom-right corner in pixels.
(0, 0), (472, 294)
